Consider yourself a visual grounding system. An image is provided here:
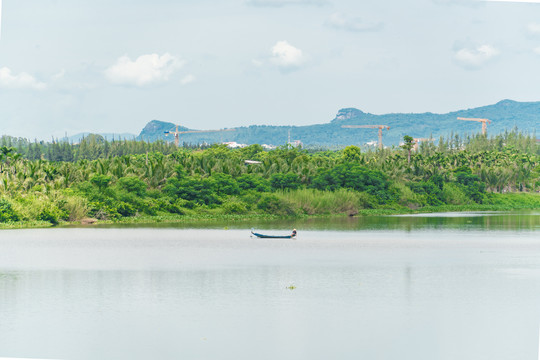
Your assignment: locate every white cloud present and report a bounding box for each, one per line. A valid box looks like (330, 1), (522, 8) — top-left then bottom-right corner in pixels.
(326, 13), (383, 32)
(105, 53), (183, 86)
(270, 41), (307, 71)
(247, 0), (326, 7)
(533, 47), (540, 54)
(0, 67), (46, 90)
(454, 44), (499, 69)
(180, 74), (195, 85)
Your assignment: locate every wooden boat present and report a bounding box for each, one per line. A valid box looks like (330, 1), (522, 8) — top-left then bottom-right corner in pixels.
(251, 230), (296, 239)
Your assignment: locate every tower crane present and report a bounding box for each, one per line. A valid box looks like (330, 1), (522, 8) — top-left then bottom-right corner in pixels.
(165, 125), (235, 147)
(457, 117), (491, 136)
(412, 138), (433, 151)
(342, 125), (390, 150)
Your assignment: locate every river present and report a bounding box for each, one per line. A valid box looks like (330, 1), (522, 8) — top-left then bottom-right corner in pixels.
(0, 211), (539, 360)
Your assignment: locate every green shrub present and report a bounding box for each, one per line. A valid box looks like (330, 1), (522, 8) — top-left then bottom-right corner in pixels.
(257, 193), (298, 216)
(210, 173), (240, 196)
(117, 176), (147, 196)
(392, 183), (420, 207)
(276, 188), (365, 215)
(408, 181), (443, 206)
(221, 199), (248, 214)
(90, 174), (112, 189)
(270, 173), (301, 190)
(441, 183), (472, 205)
(311, 165), (391, 202)
(237, 174), (271, 192)
(115, 201), (136, 217)
(0, 199), (20, 222)
(163, 177), (222, 206)
(37, 203), (66, 225)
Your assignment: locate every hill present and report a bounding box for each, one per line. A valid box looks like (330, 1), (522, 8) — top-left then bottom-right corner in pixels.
(138, 100), (540, 147)
(67, 132), (136, 144)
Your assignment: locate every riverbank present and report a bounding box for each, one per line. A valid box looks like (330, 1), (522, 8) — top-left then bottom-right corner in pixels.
(1, 192), (538, 229)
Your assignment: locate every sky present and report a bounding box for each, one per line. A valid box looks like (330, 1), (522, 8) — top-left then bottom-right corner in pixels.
(1, 0), (540, 139)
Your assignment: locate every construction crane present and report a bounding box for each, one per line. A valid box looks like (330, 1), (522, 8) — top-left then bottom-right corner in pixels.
(457, 117), (491, 136)
(412, 138), (433, 151)
(342, 125), (390, 150)
(165, 125), (235, 147)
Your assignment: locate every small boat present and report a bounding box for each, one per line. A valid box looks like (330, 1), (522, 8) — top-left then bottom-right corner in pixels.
(251, 230), (296, 239)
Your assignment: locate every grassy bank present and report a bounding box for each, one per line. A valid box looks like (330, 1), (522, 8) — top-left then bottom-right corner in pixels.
(1, 192), (537, 229)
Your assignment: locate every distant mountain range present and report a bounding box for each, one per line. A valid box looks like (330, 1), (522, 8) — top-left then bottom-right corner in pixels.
(66, 132), (136, 144)
(75, 99), (540, 148)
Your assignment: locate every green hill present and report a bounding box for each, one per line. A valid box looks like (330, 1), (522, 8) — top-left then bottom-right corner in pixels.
(138, 99), (539, 147)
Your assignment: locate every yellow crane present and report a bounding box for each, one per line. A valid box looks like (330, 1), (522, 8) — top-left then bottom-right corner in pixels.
(165, 125), (235, 147)
(412, 138), (433, 151)
(457, 117), (491, 136)
(342, 125), (390, 150)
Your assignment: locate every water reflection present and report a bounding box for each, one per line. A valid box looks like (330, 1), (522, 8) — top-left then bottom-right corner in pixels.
(81, 211), (540, 232)
(0, 213), (539, 360)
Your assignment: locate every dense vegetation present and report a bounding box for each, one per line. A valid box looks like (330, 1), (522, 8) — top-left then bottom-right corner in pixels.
(0, 130), (538, 226)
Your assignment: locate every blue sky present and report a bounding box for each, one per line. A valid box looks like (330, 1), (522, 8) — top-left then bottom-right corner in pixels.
(1, 0), (540, 139)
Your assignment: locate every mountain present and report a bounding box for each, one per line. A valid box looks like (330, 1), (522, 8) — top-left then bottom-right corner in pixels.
(67, 132), (136, 144)
(138, 100), (540, 148)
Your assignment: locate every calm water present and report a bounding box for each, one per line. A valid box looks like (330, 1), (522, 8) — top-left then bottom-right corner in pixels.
(0, 212), (539, 360)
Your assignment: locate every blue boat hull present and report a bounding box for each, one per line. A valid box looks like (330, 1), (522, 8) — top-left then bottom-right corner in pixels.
(251, 231), (295, 239)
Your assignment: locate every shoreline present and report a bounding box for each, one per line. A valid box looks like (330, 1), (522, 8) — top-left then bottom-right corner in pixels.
(1, 202), (538, 230)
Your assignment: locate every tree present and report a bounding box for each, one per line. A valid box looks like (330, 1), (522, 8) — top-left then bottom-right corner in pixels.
(401, 135), (414, 164)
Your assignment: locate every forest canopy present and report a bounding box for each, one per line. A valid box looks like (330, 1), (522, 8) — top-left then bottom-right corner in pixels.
(0, 130), (538, 225)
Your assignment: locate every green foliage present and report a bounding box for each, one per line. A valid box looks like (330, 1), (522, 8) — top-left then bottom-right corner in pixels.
(311, 164), (393, 202)
(342, 145), (361, 162)
(276, 188), (375, 215)
(408, 181), (444, 206)
(211, 173), (240, 196)
(0, 131), (537, 224)
(163, 177), (221, 206)
(454, 169), (486, 203)
(221, 198), (248, 214)
(90, 174), (112, 190)
(257, 193), (298, 216)
(270, 173), (301, 191)
(117, 176), (147, 196)
(0, 199), (20, 222)
(237, 174), (271, 192)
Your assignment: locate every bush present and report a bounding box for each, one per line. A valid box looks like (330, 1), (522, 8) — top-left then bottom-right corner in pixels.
(117, 176), (147, 196)
(257, 193), (297, 216)
(211, 173), (240, 196)
(115, 201), (136, 217)
(221, 199), (248, 214)
(275, 188), (373, 215)
(311, 164), (390, 197)
(270, 173), (301, 191)
(37, 203), (66, 225)
(440, 183), (472, 205)
(163, 177), (222, 206)
(454, 170), (486, 204)
(62, 195), (89, 221)
(90, 174), (112, 190)
(408, 181), (443, 206)
(237, 174), (271, 192)
(0, 199), (20, 222)
(393, 182), (422, 208)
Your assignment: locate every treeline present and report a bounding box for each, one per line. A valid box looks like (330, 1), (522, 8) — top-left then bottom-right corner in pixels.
(0, 130), (538, 225)
(2, 127), (537, 163)
(0, 134), (203, 162)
